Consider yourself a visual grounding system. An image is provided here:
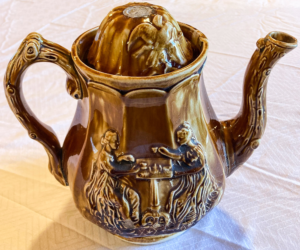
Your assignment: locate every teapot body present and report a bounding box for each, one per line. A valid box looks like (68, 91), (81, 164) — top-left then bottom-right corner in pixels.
(63, 68), (225, 242)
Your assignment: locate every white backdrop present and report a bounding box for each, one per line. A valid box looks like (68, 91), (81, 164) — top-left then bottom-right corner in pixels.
(0, 0), (300, 249)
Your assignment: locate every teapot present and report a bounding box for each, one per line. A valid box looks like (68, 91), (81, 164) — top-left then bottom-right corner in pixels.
(3, 2), (298, 244)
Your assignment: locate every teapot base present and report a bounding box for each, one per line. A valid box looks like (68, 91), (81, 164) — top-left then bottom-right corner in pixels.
(116, 230), (186, 245)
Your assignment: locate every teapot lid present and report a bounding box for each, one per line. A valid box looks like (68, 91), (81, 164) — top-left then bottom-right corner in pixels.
(87, 2), (194, 76)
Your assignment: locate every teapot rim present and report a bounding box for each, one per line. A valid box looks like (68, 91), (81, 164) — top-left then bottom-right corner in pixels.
(71, 22), (209, 91)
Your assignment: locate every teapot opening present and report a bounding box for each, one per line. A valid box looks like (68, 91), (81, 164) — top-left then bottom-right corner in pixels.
(71, 22), (208, 91)
(268, 31), (297, 47)
(76, 26), (201, 77)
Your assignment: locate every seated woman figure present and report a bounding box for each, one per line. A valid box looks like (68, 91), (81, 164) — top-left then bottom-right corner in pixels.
(85, 129), (140, 229)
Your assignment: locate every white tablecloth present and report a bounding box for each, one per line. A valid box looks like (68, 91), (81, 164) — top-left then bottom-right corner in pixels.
(0, 0), (299, 249)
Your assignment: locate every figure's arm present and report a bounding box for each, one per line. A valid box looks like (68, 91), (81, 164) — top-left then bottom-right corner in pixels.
(108, 154), (137, 176)
(111, 155), (139, 176)
(111, 166), (140, 176)
(117, 154), (135, 162)
(158, 147), (182, 160)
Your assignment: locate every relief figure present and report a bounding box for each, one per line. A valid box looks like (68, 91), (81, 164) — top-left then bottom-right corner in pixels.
(84, 129), (140, 230)
(158, 122), (220, 229)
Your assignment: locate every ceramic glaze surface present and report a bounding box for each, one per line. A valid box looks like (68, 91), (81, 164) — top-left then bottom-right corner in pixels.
(3, 2), (298, 244)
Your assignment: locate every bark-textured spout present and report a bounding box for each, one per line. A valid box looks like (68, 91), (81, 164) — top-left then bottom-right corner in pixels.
(222, 31), (297, 176)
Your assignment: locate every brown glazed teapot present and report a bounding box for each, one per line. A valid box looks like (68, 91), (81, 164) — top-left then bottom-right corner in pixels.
(3, 2), (298, 244)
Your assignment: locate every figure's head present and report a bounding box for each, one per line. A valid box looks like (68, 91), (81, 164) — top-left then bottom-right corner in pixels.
(101, 129), (120, 152)
(176, 122), (194, 145)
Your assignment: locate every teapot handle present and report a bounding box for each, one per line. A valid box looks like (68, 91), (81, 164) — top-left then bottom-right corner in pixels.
(4, 32), (82, 186)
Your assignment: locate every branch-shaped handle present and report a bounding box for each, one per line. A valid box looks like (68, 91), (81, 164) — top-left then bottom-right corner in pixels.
(4, 32), (82, 185)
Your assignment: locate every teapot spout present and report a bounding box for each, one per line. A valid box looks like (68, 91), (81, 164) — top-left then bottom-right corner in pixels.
(222, 31), (297, 176)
